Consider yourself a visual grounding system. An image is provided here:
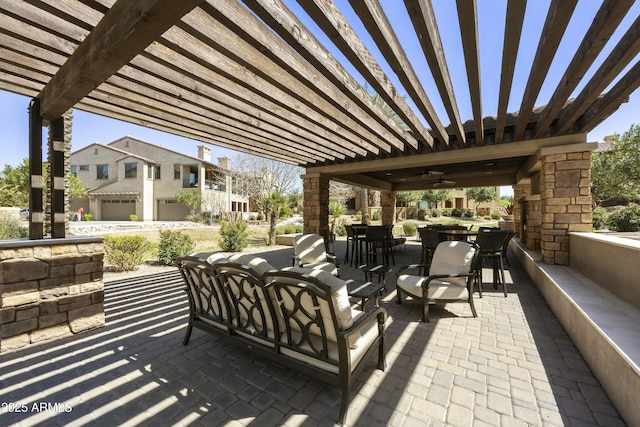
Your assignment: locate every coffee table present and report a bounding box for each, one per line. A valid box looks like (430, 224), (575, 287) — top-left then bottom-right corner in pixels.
(345, 279), (384, 309)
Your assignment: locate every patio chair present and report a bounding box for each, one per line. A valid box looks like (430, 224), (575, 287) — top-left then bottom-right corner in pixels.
(418, 227), (440, 266)
(292, 233), (339, 276)
(475, 229), (510, 297)
(395, 241), (479, 322)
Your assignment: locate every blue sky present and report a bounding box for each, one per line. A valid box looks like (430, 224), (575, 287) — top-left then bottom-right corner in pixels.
(1, 1), (639, 176)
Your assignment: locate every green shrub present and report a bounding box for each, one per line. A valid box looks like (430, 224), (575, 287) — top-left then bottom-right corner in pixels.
(592, 206), (609, 230)
(129, 214), (138, 222)
(441, 209), (452, 216)
(371, 210), (382, 221)
(463, 209), (474, 218)
(279, 206), (292, 218)
(417, 209), (427, 220)
(0, 218), (28, 239)
(219, 221), (249, 252)
(104, 235), (150, 271)
(157, 230), (195, 265)
(431, 209), (441, 217)
(82, 213), (92, 221)
(256, 213), (264, 221)
(402, 221), (417, 236)
(490, 211), (502, 220)
(334, 218), (347, 236)
(451, 208), (463, 217)
(606, 204), (640, 232)
(275, 224), (303, 235)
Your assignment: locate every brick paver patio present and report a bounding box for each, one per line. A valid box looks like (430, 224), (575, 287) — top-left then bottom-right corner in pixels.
(0, 240), (625, 426)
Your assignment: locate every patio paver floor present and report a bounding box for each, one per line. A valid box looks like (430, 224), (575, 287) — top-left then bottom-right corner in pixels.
(0, 240), (625, 426)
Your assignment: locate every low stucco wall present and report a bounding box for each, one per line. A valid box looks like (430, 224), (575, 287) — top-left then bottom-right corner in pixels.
(0, 237), (105, 353)
(511, 238), (640, 427)
(570, 232), (640, 311)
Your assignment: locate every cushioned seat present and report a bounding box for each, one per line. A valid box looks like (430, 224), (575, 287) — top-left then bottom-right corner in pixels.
(396, 240), (479, 322)
(293, 233), (339, 276)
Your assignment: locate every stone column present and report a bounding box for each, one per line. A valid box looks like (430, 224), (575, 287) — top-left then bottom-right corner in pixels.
(302, 173), (329, 239)
(513, 183), (531, 239)
(380, 191), (396, 226)
(540, 151), (593, 265)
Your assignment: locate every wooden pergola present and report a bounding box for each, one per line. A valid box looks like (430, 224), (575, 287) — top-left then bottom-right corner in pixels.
(1, 0), (639, 264)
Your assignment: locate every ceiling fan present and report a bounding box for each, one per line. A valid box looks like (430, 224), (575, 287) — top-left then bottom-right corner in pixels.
(419, 169), (444, 178)
(433, 176), (456, 187)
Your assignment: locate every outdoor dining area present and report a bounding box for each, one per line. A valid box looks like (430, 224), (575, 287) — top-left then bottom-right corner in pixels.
(0, 236), (625, 426)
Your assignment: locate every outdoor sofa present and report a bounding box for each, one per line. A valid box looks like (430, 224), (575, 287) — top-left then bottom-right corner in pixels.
(176, 252), (387, 425)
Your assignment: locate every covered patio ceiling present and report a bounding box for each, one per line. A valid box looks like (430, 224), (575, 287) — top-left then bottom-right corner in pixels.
(1, 0), (639, 191)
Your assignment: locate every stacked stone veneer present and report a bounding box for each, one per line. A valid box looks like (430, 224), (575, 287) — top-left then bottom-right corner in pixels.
(303, 174), (329, 238)
(0, 237), (105, 353)
(540, 152), (592, 265)
(381, 192), (396, 225)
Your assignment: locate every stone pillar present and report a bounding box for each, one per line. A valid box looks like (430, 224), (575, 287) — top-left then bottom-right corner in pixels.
(0, 237), (104, 353)
(540, 151), (593, 265)
(302, 173), (329, 239)
(380, 191), (396, 226)
(513, 184), (531, 239)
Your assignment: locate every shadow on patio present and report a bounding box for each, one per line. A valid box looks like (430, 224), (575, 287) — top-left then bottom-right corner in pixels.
(0, 240), (625, 426)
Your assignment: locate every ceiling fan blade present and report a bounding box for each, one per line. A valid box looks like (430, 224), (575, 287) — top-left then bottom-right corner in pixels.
(420, 169), (444, 178)
(433, 177), (456, 186)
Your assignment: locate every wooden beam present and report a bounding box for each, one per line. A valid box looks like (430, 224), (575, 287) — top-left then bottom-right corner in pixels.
(456, 0), (483, 144)
(513, 0), (578, 141)
(404, 0), (466, 146)
(495, 0), (526, 144)
(202, 1), (403, 154)
(37, 0), (205, 123)
(348, 0), (447, 148)
(534, 0), (634, 138)
(578, 61), (640, 133)
(295, 0), (428, 150)
(555, 15), (640, 135)
(242, 0), (420, 150)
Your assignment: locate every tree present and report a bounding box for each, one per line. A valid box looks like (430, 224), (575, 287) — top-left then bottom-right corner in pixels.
(329, 200), (347, 235)
(466, 187), (498, 214)
(230, 154), (303, 216)
(68, 173), (87, 198)
(0, 159), (30, 207)
(176, 188), (202, 219)
(396, 191), (423, 207)
(261, 192), (287, 245)
(591, 124), (640, 204)
(422, 189), (452, 209)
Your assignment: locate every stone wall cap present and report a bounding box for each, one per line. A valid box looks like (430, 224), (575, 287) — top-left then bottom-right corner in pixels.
(0, 237), (103, 250)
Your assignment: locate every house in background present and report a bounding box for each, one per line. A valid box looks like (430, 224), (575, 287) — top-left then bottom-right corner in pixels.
(69, 136), (248, 221)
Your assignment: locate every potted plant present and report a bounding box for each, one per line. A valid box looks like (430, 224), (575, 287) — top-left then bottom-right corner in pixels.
(502, 203), (515, 221)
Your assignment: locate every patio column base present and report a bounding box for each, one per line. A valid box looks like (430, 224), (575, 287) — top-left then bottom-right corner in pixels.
(0, 237), (104, 353)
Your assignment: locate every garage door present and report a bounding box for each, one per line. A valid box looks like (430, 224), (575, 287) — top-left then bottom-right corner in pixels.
(101, 199), (136, 221)
(157, 200), (191, 221)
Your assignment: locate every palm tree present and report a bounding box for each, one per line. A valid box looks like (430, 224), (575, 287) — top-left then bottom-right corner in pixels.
(262, 192), (287, 246)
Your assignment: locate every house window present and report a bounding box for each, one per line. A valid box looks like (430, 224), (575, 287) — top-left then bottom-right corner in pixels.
(155, 166), (161, 179)
(71, 165), (77, 176)
(147, 165), (153, 179)
(174, 164), (180, 179)
(125, 162), (137, 178)
(97, 164), (109, 180)
(79, 165), (89, 171)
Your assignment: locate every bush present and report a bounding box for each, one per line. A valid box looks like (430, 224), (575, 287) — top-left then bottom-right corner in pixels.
(104, 235), (150, 271)
(129, 214), (138, 222)
(334, 218), (347, 236)
(490, 211), (502, 220)
(451, 208), (463, 217)
(275, 224), (303, 235)
(417, 209), (427, 220)
(256, 213), (264, 221)
(280, 206), (292, 218)
(441, 209), (452, 216)
(219, 221), (249, 252)
(82, 213), (92, 221)
(371, 210), (382, 221)
(157, 230), (195, 265)
(0, 218), (28, 239)
(463, 209), (474, 218)
(606, 204), (640, 232)
(431, 209), (441, 217)
(402, 221), (417, 236)
(591, 206), (609, 230)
